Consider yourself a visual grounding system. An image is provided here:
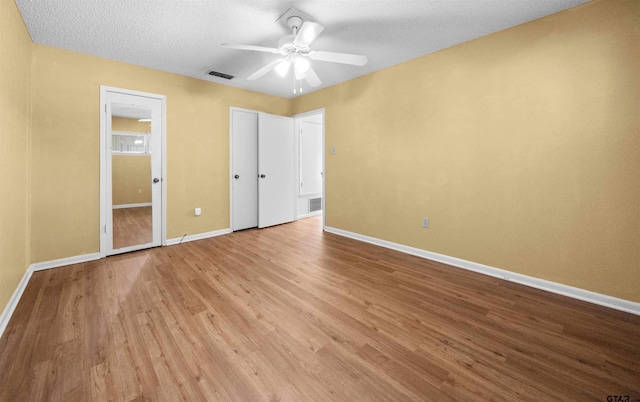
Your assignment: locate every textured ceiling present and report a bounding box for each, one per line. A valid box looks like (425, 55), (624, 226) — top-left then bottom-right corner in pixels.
(112, 104), (151, 120)
(16, 0), (589, 99)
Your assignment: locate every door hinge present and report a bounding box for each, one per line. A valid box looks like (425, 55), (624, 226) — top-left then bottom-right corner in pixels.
(104, 225), (107, 233)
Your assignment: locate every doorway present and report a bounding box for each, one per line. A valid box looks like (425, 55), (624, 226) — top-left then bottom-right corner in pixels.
(294, 110), (324, 222)
(100, 86), (166, 257)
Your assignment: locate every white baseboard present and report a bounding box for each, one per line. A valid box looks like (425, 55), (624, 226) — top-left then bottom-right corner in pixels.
(297, 211), (323, 220)
(112, 202), (152, 209)
(324, 226), (640, 316)
(0, 266), (33, 340)
(166, 228), (232, 246)
(29, 252), (102, 272)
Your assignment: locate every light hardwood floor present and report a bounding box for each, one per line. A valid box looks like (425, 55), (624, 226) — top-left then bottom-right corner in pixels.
(1, 216), (639, 401)
(112, 206), (152, 249)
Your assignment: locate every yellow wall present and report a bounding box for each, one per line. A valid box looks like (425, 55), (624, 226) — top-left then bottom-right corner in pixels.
(292, 0), (640, 302)
(112, 155), (152, 205)
(29, 44), (290, 263)
(112, 116), (151, 133)
(0, 1), (32, 312)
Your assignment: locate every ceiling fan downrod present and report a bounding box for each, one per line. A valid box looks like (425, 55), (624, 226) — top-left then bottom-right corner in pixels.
(287, 16), (303, 35)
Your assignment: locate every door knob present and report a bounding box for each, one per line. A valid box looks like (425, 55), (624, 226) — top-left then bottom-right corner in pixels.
(260, 174), (266, 178)
(234, 174), (240, 179)
(153, 178), (160, 183)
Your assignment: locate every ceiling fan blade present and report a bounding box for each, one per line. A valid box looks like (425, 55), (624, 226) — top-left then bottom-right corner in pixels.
(221, 43), (279, 53)
(247, 58), (284, 80)
(304, 66), (322, 87)
(308, 50), (368, 66)
(294, 22), (324, 48)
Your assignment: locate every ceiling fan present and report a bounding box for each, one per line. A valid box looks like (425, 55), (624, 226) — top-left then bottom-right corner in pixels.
(221, 14), (368, 91)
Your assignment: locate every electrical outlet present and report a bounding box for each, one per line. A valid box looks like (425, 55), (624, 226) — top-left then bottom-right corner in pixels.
(195, 208), (201, 217)
(422, 217), (429, 228)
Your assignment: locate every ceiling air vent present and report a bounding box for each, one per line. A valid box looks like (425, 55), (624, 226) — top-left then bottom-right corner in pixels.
(208, 70), (234, 80)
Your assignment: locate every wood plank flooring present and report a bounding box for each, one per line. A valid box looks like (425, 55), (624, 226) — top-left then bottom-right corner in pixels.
(112, 206), (152, 249)
(1, 216), (639, 401)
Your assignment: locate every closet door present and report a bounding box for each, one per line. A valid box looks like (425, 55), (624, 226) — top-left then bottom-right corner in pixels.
(231, 110), (258, 231)
(258, 113), (295, 228)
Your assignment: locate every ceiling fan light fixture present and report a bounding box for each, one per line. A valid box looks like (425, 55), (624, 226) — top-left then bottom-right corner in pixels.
(274, 59), (291, 77)
(294, 56), (310, 74)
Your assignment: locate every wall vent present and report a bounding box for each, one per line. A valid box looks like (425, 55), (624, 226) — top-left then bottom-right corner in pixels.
(208, 70), (234, 80)
(309, 197), (322, 212)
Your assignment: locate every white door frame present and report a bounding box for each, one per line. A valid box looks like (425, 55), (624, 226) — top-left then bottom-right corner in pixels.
(100, 85), (167, 257)
(292, 108), (326, 230)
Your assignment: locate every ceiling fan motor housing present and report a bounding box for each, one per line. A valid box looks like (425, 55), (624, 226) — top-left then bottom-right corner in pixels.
(287, 16), (303, 31)
(278, 35), (297, 53)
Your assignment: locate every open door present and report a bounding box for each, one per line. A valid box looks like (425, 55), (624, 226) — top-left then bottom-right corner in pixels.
(258, 113), (295, 228)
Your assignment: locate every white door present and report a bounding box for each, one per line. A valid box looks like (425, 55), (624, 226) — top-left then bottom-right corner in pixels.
(105, 91), (163, 255)
(258, 112), (295, 228)
(231, 110), (258, 231)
